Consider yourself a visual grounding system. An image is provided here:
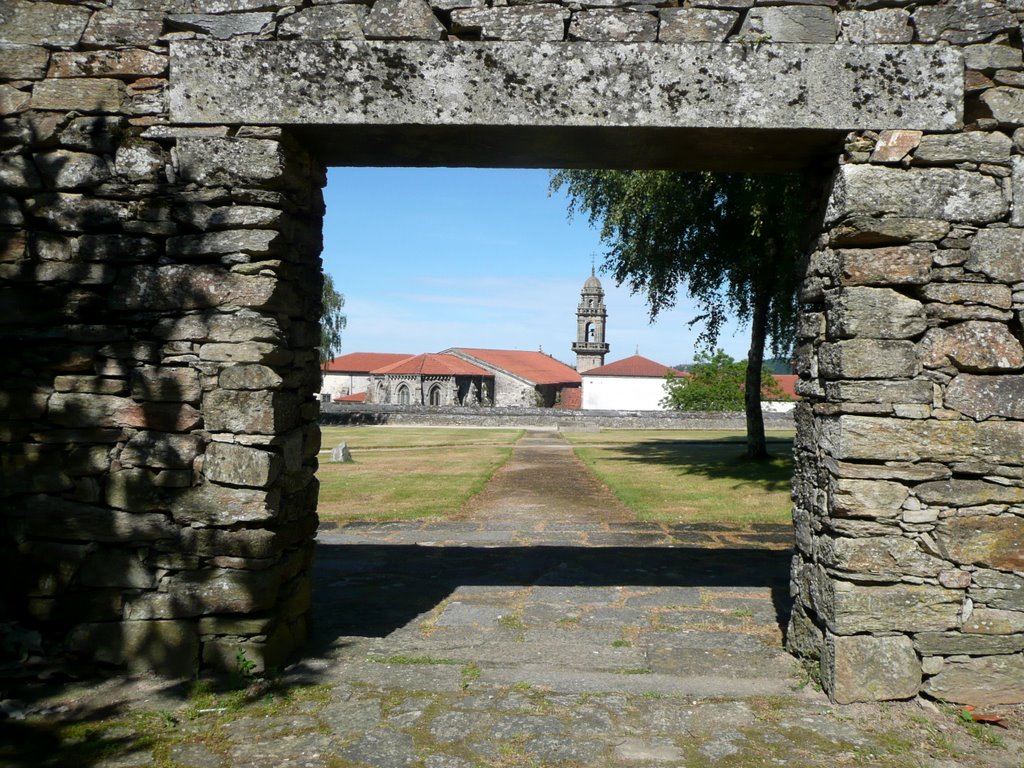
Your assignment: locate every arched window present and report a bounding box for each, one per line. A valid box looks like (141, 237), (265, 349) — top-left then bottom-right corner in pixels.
(428, 385), (442, 406)
(586, 322), (595, 342)
(397, 384), (410, 405)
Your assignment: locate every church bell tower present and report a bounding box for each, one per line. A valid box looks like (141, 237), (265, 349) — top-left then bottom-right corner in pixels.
(572, 267), (609, 373)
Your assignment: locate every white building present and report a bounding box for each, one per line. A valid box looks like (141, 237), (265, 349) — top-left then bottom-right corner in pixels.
(581, 355), (679, 411)
(320, 352), (412, 402)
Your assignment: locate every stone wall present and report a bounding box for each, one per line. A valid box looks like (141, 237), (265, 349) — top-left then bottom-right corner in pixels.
(2, 0), (1023, 703)
(789, 27), (1024, 702)
(321, 403), (795, 431)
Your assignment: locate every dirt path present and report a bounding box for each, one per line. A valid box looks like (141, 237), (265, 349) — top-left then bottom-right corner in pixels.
(457, 430), (634, 525)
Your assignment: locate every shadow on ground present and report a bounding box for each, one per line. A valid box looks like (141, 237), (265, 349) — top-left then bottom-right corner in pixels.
(309, 542), (793, 653)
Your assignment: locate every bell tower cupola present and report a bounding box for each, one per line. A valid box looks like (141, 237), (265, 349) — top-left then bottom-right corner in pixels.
(572, 266), (609, 373)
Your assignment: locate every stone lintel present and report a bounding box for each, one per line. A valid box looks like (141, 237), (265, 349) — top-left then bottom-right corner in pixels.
(170, 41), (962, 170)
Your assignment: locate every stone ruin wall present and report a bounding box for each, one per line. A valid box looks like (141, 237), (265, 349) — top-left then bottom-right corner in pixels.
(1, 0), (1023, 703)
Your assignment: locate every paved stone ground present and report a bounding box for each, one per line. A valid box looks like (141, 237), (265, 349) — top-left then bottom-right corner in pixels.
(3, 431), (1023, 766)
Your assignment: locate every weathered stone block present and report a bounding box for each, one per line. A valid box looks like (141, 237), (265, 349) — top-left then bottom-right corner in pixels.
(167, 230), (283, 259)
(176, 204), (283, 231)
(824, 379), (932, 405)
(914, 0), (1017, 45)
(868, 130), (921, 164)
(49, 392), (202, 432)
(167, 12), (275, 39)
(164, 568), (282, 614)
(0, 45), (49, 80)
(204, 389), (299, 434)
(835, 246), (931, 286)
(935, 515), (1024, 571)
(152, 310), (284, 344)
(181, 526), (283, 559)
(964, 43), (1023, 72)
(175, 137), (291, 187)
(822, 581), (960, 634)
(25, 193), (129, 232)
(658, 9), (737, 43)
(82, 10), (166, 47)
(0, 85), (30, 116)
(962, 608), (1024, 635)
(279, 5), (367, 40)
(923, 654), (1024, 706)
(121, 431), (203, 470)
(917, 479), (1024, 507)
(740, 6), (836, 43)
(219, 364), (284, 390)
(110, 266), (290, 312)
(31, 79), (124, 113)
(199, 342), (289, 365)
(8, 496), (176, 542)
(966, 228), (1024, 283)
(922, 283), (1011, 309)
(836, 9), (911, 44)
(819, 342), (917, 380)
(824, 416), (1024, 465)
(825, 634), (920, 704)
(818, 535), (945, 579)
(364, 0), (445, 40)
(168, 480), (280, 525)
(35, 151), (111, 190)
(171, 41), (962, 134)
(49, 49), (168, 79)
(830, 216), (950, 247)
(915, 631), (1024, 656)
(205, 442), (281, 489)
(919, 322), (1024, 372)
(825, 287), (926, 340)
(913, 132), (1012, 166)
(114, 140), (165, 182)
(829, 478), (907, 519)
(981, 87), (1024, 125)
(451, 7), (569, 41)
(825, 166), (1007, 226)
(0, 1), (91, 47)
(570, 11), (658, 42)
(131, 366), (202, 403)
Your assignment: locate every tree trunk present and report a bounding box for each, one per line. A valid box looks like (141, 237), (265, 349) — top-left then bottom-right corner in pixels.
(745, 286), (770, 460)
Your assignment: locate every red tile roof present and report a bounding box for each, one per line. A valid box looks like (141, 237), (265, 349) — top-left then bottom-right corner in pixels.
(448, 348), (581, 385)
(372, 353), (491, 377)
(767, 374), (799, 400)
(323, 352), (413, 373)
(335, 391), (367, 403)
(583, 355), (679, 378)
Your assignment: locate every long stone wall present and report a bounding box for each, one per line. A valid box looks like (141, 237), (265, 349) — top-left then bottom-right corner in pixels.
(321, 403), (795, 430)
(2, 0), (1022, 704)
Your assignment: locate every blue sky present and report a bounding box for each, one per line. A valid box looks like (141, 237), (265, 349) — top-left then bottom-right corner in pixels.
(321, 167), (750, 367)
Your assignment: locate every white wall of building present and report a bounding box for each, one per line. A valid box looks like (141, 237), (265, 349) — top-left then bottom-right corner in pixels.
(321, 372), (372, 401)
(582, 375), (668, 411)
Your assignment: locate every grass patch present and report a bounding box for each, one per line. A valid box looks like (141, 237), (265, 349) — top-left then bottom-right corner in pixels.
(569, 430), (793, 525)
(317, 444), (513, 522)
(367, 654), (460, 666)
(320, 426), (523, 450)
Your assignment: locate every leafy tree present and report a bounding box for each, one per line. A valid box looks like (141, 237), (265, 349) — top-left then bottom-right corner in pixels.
(662, 349), (788, 412)
(320, 273), (347, 365)
(551, 170), (805, 459)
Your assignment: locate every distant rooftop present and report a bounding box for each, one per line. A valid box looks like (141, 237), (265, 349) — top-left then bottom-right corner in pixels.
(449, 348), (581, 385)
(372, 353), (491, 377)
(324, 352), (413, 373)
(583, 355), (678, 378)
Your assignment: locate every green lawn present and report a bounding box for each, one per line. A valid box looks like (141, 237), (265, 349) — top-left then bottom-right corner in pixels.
(569, 430), (794, 525)
(319, 426), (524, 450)
(317, 427), (522, 522)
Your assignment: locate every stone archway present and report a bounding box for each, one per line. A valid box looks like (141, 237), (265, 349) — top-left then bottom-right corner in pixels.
(2, 0), (1022, 705)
